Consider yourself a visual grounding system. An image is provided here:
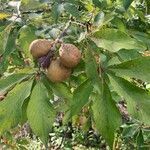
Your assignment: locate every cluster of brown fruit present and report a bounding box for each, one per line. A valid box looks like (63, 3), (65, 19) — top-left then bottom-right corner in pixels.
(29, 39), (81, 82)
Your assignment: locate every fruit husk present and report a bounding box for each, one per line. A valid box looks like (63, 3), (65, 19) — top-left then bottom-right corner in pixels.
(29, 39), (53, 58)
(46, 58), (71, 82)
(59, 43), (81, 68)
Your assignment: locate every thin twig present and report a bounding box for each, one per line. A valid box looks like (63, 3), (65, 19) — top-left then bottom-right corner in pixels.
(71, 21), (86, 27)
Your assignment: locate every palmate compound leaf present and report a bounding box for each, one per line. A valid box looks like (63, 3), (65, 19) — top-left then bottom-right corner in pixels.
(108, 74), (150, 125)
(90, 28), (146, 52)
(92, 83), (122, 148)
(71, 80), (93, 117)
(0, 73), (32, 95)
(108, 56), (150, 83)
(0, 80), (33, 134)
(27, 81), (56, 145)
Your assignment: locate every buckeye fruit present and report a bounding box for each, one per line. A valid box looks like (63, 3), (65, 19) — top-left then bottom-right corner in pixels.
(46, 58), (71, 82)
(59, 43), (81, 68)
(29, 39), (53, 58)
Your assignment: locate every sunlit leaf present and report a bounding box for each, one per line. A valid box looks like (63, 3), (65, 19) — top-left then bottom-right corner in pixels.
(0, 73), (32, 94)
(20, 0), (47, 11)
(90, 28), (146, 52)
(0, 13), (10, 20)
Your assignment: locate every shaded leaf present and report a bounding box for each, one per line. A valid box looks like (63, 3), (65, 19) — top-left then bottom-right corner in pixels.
(92, 83), (122, 147)
(52, 3), (64, 23)
(27, 81), (56, 144)
(64, 3), (80, 19)
(108, 74), (150, 125)
(92, 0), (107, 8)
(43, 76), (72, 100)
(123, 0), (133, 10)
(18, 25), (37, 58)
(0, 27), (19, 74)
(0, 80), (33, 134)
(131, 31), (150, 50)
(85, 47), (102, 94)
(108, 57), (150, 83)
(117, 49), (141, 61)
(111, 17), (126, 32)
(93, 11), (105, 27)
(71, 80), (93, 116)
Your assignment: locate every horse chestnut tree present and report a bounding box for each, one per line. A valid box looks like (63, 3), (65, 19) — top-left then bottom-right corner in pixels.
(0, 0), (150, 149)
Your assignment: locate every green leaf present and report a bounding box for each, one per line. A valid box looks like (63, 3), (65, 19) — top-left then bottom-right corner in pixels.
(111, 17), (126, 32)
(136, 130), (144, 148)
(85, 47), (102, 94)
(117, 49), (141, 61)
(43, 76), (72, 100)
(71, 80), (93, 116)
(92, 83), (122, 148)
(131, 31), (150, 50)
(41, 75), (54, 100)
(18, 25), (37, 58)
(93, 11), (105, 27)
(0, 80), (33, 134)
(20, 0), (47, 11)
(52, 3), (64, 23)
(0, 73), (32, 94)
(0, 27), (19, 74)
(123, 0), (133, 10)
(108, 74), (150, 125)
(51, 82), (72, 100)
(0, 25), (12, 55)
(108, 56), (150, 83)
(90, 28), (145, 52)
(92, 0), (107, 8)
(64, 3), (80, 19)
(27, 81), (56, 144)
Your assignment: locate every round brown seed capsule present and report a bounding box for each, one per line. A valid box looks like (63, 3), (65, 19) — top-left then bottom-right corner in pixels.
(29, 39), (53, 58)
(46, 58), (71, 82)
(59, 43), (81, 68)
